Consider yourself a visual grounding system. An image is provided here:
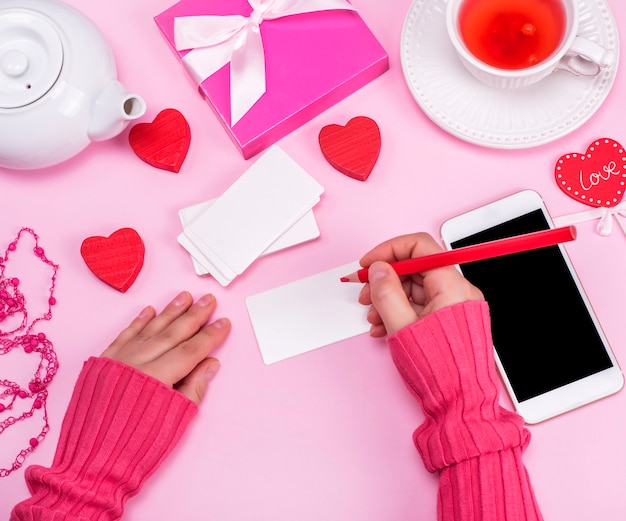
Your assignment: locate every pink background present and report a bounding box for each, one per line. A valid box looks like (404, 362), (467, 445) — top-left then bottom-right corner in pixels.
(2, 0), (626, 519)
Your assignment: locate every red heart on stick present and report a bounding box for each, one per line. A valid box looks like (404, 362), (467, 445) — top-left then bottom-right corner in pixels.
(555, 138), (626, 208)
(129, 109), (191, 173)
(318, 116), (381, 181)
(80, 228), (145, 293)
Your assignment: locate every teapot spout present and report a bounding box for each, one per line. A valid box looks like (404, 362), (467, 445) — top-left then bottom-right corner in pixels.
(88, 80), (146, 142)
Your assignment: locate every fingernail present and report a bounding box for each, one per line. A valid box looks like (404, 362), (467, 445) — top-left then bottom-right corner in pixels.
(204, 360), (220, 382)
(368, 262), (388, 283)
(196, 294), (214, 307)
(138, 306), (153, 319)
(211, 318), (229, 329)
(172, 291), (188, 306)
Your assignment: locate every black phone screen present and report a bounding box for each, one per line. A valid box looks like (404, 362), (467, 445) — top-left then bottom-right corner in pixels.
(451, 209), (613, 402)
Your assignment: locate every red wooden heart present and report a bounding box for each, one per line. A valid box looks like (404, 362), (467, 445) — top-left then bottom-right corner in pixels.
(318, 116), (381, 181)
(555, 138), (626, 208)
(80, 228), (145, 293)
(129, 109), (191, 173)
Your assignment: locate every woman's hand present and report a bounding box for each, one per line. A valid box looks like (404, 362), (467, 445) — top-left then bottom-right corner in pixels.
(358, 233), (484, 337)
(100, 291), (231, 404)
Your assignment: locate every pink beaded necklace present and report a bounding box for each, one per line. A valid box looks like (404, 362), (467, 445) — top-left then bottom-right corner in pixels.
(0, 228), (59, 477)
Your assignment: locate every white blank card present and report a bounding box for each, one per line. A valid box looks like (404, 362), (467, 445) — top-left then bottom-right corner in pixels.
(246, 262), (369, 364)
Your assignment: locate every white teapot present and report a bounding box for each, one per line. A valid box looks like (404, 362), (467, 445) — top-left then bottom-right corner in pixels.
(0, 0), (146, 169)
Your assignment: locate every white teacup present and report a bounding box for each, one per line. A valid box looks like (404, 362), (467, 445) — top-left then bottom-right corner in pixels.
(446, 0), (615, 89)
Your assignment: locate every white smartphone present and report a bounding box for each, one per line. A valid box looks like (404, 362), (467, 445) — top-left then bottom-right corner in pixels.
(440, 189), (623, 424)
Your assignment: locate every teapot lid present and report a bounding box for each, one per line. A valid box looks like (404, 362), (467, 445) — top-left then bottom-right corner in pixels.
(0, 9), (63, 109)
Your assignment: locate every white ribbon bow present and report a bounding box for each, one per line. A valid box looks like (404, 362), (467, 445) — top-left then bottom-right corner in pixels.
(553, 202), (626, 236)
(174, 0), (357, 125)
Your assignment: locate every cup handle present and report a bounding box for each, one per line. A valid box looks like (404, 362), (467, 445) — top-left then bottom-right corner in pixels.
(556, 37), (616, 77)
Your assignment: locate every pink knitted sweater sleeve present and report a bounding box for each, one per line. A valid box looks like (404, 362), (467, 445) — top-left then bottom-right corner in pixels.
(10, 357), (198, 521)
(387, 301), (543, 521)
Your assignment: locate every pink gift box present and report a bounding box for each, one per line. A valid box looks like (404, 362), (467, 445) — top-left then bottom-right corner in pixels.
(154, 0), (389, 159)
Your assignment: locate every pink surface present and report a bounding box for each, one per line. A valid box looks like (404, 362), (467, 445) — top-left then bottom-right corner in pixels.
(154, 0), (389, 158)
(1, 0), (626, 519)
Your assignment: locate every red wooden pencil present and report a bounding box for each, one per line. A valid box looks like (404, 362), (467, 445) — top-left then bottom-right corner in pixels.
(340, 225), (577, 283)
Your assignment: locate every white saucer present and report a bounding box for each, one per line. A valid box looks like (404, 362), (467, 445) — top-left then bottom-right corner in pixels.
(400, 0), (619, 149)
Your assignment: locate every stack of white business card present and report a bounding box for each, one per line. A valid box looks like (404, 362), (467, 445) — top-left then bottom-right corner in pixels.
(177, 146), (324, 286)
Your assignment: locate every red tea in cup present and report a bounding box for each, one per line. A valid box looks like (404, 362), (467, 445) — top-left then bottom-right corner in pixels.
(459, 0), (567, 70)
